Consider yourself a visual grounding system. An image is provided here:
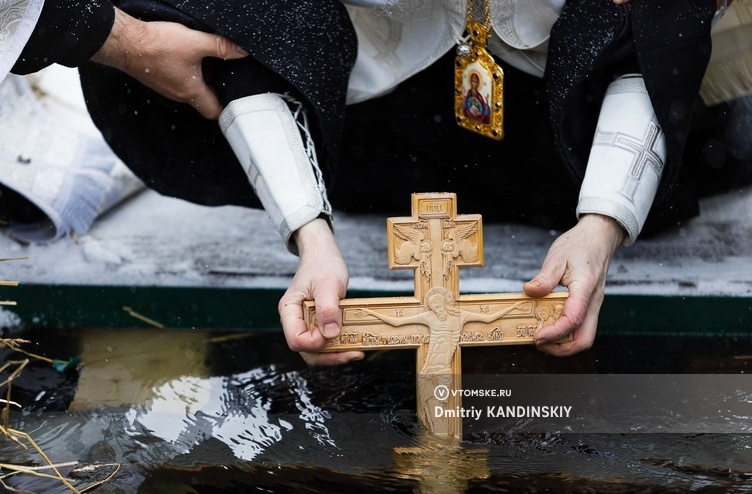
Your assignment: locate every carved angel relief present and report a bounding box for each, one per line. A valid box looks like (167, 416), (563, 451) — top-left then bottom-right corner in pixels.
(441, 221), (479, 279)
(393, 223), (432, 281)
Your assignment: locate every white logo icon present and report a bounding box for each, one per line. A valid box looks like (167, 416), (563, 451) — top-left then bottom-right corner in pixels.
(434, 384), (450, 401)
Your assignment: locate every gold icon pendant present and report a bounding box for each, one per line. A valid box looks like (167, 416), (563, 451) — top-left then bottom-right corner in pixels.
(454, 18), (504, 140)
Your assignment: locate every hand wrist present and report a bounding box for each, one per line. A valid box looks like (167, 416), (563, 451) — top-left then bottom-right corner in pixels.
(91, 8), (149, 72)
(293, 218), (338, 257)
(578, 213), (628, 250)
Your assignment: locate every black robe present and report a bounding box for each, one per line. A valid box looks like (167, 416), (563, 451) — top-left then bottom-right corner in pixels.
(546, 0), (719, 231)
(80, 0), (739, 234)
(334, 0), (733, 233)
(80, 0), (356, 208)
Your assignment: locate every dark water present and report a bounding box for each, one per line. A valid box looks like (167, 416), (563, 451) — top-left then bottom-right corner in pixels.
(2, 327), (752, 493)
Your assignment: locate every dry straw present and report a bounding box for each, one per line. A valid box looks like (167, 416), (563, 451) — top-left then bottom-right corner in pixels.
(1, 257), (120, 493)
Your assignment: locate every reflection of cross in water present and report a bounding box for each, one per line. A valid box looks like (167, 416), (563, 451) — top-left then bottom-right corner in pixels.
(303, 193), (568, 438)
(593, 118), (664, 202)
(393, 432), (489, 494)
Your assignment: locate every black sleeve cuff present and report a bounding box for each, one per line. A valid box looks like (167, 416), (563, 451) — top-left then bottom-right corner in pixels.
(11, 0), (115, 74)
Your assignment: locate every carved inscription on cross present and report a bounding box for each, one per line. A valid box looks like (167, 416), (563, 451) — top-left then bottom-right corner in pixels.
(303, 193), (568, 438)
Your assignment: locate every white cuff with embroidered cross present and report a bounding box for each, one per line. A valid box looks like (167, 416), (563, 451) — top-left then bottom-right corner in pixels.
(576, 74), (667, 246)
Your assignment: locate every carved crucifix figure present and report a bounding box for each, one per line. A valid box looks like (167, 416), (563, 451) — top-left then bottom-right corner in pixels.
(303, 193), (568, 438)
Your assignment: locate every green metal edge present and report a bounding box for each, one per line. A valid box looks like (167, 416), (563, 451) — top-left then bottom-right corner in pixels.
(2, 284), (751, 336)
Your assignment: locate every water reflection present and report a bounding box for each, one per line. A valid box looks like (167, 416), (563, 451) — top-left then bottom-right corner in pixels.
(1, 328), (752, 493)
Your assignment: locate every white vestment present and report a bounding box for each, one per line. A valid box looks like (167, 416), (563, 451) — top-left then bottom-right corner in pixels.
(342, 0), (667, 244)
(344, 0), (564, 104)
(0, 67), (144, 243)
(0, 0), (145, 243)
(0, 0), (44, 81)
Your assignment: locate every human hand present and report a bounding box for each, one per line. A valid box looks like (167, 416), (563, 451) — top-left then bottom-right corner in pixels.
(91, 8), (249, 119)
(524, 214), (626, 356)
(278, 219), (364, 366)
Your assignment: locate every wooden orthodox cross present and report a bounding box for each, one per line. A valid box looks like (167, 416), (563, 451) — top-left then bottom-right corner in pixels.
(303, 193), (568, 438)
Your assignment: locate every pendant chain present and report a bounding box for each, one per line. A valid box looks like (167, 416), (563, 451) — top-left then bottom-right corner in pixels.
(466, 0), (492, 34)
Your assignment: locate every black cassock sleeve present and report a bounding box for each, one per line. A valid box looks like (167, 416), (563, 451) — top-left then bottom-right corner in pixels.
(12, 0), (115, 74)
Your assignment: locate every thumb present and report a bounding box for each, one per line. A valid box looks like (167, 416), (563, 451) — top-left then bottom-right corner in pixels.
(190, 84), (223, 119)
(194, 32), (249, 61)
(524, 271), (557, 297)
(524, 257), (565, 298)
(313, 277), (345, 340)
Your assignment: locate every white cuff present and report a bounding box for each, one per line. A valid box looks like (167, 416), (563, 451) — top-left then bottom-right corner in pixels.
(219, 93), (333, 255)
(577, 75), (666, 246)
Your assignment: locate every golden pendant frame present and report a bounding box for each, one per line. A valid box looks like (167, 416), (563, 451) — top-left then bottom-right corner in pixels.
(454, 20), (504, 140)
